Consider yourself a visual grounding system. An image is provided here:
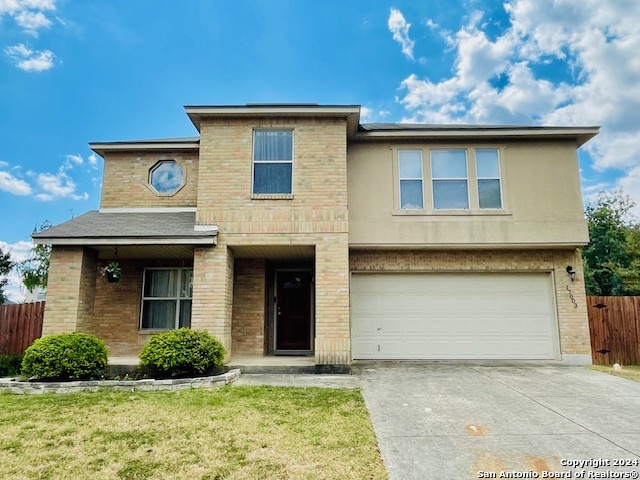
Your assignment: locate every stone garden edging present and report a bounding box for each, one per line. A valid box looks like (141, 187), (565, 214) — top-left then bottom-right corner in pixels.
(0, 369), (241, 395)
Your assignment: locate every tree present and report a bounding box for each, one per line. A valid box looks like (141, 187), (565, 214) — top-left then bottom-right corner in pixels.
(0, 247), (13, 304)
(582, 190), (640, 296)
(19, 221), (52, 293)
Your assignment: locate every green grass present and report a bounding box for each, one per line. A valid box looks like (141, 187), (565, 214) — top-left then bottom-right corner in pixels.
(0, 385), (387, 480)
(589, 365), (640, 383)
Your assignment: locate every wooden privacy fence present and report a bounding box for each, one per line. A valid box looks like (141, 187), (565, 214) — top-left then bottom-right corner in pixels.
(0, 302), (44, 355)
(587, 296), (640, 365)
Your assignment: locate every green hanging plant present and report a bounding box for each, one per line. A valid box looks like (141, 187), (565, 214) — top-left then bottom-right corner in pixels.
(101, 261), (122, 283)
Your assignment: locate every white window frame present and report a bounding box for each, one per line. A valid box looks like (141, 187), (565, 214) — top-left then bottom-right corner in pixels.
(139, 267), (193, 330)
(430, 149), (470, 210)
(251, 129), (294, 195)
(398, 149), (424, 210)
(475, 148), (503, 209)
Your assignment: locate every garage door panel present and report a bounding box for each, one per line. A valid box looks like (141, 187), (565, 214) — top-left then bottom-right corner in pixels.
(351, 273), (558, 360)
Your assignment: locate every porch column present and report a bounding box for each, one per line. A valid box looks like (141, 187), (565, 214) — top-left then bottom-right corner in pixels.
(314, 236), (350, 366)
(192, 244), (234, 358)
(42, 246), (98, 335)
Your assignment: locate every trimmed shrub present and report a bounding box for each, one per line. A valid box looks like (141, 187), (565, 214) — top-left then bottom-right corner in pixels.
(0, 354), (23, 377)
(21, 333), (108, 381)
(139, 328), (226, 378)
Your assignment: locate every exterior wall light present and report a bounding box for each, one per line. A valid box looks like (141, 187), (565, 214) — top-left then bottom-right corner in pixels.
(566, 265), (576, 282)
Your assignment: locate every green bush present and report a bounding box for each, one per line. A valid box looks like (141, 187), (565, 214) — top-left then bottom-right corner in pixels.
(0, 354), (23, 377)
(139, 329), (226, 378)
(21, 333), (108, 381)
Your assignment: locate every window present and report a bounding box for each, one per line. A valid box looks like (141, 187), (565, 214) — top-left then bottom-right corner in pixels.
(149, 160), (184, 195)
(253, 130), (293, 194)
(476, 148), (502, 209)
(431, 149), (469, 209)
(140, 268), (192, 330)
(399, 150), (424, 209)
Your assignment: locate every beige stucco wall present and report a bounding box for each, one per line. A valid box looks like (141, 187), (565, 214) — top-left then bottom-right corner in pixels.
(349, 248), (591, 359)
(347, 141), (588, 247)
(100, 151), (199, 208)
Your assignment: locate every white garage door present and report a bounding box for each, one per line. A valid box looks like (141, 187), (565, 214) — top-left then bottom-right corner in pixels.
(351, 273), (558, 360)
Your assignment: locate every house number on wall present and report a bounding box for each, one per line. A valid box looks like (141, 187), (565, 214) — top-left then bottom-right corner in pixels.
(566, 285), (579, 309)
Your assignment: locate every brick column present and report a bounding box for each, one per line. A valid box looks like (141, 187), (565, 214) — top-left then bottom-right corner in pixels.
(42, 246), (98, 335)
(314, 236), (350, 366)
(553, 248), (592, 364)
(191, 244), (234, 359)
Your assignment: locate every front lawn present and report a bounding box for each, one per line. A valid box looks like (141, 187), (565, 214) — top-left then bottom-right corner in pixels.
(589, 365), (640, 383)
(0, 386), (387, 480)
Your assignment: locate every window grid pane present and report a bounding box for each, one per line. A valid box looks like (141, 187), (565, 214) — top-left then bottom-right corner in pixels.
(253, 163), (293, 194)
(478, 179), (502, 209)
(254, 131), (293, 161)
(475, 149), (500, 178)
(399, 150), (423, 179)
(431, 150), (468, 178)
(433, 180), (469, 209)
(400, 180), (424, 209)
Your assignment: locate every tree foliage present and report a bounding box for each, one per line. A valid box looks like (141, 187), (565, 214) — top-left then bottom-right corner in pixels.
(582, 190), (640, 296)
(19, 221), (52, 292)
(0, 247), (13, 304)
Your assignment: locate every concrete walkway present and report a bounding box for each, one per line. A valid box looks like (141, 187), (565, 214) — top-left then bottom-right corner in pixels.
(359, 364), (640, 480)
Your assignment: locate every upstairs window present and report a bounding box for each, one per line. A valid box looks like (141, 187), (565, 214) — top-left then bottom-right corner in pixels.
(399, 150), (424, 210)
(431, 149), (469, 209)
(140, 268), (192, 330)
(149, 160), (184, 195)
(253, 130), (293, 194)
(476, 148), (502, 209)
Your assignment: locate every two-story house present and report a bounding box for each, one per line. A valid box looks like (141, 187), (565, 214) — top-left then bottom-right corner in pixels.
(33, 104), (598, 371)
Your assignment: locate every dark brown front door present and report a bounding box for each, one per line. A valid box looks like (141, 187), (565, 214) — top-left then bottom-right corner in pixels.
(276, 271), (312, 352)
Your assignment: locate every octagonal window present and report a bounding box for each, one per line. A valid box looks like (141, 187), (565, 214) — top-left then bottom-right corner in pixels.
(149, 160), (184, 195)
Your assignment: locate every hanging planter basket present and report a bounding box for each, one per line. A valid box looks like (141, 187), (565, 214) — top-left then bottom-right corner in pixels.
(101, 261), (122, 284)
(106, 271), (121, 283)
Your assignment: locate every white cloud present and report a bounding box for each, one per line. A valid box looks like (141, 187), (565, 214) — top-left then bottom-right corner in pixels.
(88, 153), (99, 169)
(0, 0), (55, 14)
(35, 171), (88, 201)
(0, 171), (32, 195)
(388, 8), (415, 60)
(14, 9), (51, 33)
(0, 161), (8, 168)
(4, 43), (54, 72)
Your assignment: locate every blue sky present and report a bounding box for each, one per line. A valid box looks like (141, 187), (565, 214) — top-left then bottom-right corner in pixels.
(1, 0), (639, 300)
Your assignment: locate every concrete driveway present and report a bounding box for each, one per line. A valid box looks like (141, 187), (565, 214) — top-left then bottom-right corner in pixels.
(358, 364), (640, 480)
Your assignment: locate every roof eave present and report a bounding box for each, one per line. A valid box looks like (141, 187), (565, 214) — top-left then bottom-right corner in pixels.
(33, 236), (217, 246)
(184, 105), (361, 137)
(352, 127), (600, 147)
(89, 142), (200, 157)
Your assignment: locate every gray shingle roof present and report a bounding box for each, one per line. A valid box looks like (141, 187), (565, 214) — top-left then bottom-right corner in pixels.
(32, 211), (214, 241)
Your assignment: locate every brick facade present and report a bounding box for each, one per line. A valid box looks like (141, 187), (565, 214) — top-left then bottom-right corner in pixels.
(43, 247), (97, 335)
(231, 259), (266, 355)
(101, 151), (198, 208)
(193, 117), (351, 365)
(349, 248), (592, 358)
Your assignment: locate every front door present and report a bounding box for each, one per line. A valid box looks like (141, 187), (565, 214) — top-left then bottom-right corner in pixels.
(275, 270), (312, 353)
